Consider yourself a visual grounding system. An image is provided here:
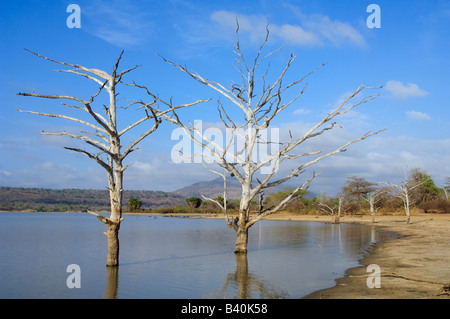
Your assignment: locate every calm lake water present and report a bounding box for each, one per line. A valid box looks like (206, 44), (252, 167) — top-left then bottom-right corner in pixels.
(0, 212), (394, 299)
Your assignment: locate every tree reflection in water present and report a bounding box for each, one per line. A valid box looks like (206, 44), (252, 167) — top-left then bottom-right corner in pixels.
(104, 266), (119, 299)
(220, 254), (288, 299)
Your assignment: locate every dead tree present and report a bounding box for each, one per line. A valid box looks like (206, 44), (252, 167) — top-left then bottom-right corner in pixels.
(152, 22), (385, 253)
(17, 50), (206, 266)
(381, 169), (426, 224)
(368, 187), (387, 223)
(319, 195), (345, 224)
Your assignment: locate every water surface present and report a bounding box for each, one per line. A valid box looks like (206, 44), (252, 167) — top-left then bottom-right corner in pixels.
(0, 212), (393, 298)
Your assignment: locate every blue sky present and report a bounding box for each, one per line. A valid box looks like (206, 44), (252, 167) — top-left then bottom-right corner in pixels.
(0, 0), (449, 196)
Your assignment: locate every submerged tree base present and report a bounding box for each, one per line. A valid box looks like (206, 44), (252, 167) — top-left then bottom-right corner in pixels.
(97, 214), (123, 267)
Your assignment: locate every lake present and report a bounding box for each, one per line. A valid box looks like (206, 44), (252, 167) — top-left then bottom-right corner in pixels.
(0, 212), (394, 299)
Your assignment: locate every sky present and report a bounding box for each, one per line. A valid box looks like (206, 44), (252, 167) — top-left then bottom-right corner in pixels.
(0, 0), (449, 196)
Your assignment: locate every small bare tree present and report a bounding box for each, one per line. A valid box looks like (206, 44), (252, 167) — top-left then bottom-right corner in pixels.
(319, 195), (345, 224)
(368, 188), (387, 223)
(18, 50), (206, 266)
(445, 177), (450, 199)
(381, 169), (425, 224)
(443, 182), (449, 201)
(152, 23), (384, 253)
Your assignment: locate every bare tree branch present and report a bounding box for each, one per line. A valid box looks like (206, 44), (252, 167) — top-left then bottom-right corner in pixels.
(16, 109), (109, 135)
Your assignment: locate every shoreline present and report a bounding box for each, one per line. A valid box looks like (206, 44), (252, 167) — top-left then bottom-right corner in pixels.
(2, 210), (449, 298)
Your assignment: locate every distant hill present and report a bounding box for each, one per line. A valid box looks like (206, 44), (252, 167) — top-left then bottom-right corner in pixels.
(174, 177), (242, 199)
(0, 178), (316, 212)
(174, 177), (316, 199)
(0, 187), (185, 212)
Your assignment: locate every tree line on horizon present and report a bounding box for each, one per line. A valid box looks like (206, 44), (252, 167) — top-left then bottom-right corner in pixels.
(4, 168), (448, 217)
(135, 168), (449, 220)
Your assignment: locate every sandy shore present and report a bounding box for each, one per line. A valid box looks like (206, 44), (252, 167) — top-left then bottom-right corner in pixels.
(265, 213), (450, 299)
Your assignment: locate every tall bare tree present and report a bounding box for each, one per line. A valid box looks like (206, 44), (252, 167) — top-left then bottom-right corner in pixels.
(17, 50), (206, 266)
(150, 23), (384, 253)
(368, 187), (387, 223)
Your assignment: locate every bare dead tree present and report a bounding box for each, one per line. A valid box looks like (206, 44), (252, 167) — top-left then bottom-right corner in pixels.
(149, 22), (385, 253)
(380, 168), (426, 224)
(319, 195), (345, 224)
(17, 50), (207, 266)
(368, 188), (387, 223)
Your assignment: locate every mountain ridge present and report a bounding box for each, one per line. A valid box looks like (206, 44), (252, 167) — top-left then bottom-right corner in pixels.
(0, 177), (315, 211)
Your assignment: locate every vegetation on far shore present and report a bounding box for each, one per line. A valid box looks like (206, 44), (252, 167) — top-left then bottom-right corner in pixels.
(3, 169), (449, 217)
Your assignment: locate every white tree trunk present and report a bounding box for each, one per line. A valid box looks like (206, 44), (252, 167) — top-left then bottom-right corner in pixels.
(18, 50), (206, 266)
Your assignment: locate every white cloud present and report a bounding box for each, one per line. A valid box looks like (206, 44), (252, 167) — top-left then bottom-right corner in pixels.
(2, 161), (104, 189)
(210, 10), (320, 46)
(406, 110), (431, 121)
(0, 170), (11, 177)
(293, 108), (311, 115)
(301, 13), (366, 48)
(269, 24), (322, 46)
(385, 80), (429, 99)
(133, 161), (153, 172)
(209, 9), (365, 48)
(83, 0), (154, 47)
(304, 135), (450, 195)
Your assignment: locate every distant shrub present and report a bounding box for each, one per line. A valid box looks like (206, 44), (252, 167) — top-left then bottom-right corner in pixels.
(128, 197), (142, 211)
(285, 199), (305, 213)
(186, 197), (202, 208)
(419, 199), (450, 214)
(343, 201), (360, 215)
(157, 207), (175, 214)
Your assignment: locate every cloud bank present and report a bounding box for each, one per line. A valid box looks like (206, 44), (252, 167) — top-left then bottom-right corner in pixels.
(209, 9), (366, 48)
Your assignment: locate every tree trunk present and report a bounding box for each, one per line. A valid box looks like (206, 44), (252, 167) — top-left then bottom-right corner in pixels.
(405, 207), (411, 224)
(404, 191), (411, 224)
(370, 199), (376, 223)
(234, 224), (249, 254)
(97, 215), (122, 266)
(98, 182), (123, 267)
(105, 221), (121, 266)
(332, 214), (340, 224)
